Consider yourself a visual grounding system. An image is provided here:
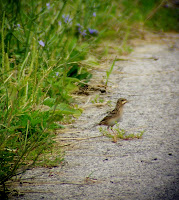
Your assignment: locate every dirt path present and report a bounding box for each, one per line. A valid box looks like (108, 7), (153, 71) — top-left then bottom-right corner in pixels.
(10, 33), (179, 200)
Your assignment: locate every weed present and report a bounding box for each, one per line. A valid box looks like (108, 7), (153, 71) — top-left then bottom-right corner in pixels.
(99, 125), (144, 142)
(105, 58), (116, 87)
(91, 95), (104, 104)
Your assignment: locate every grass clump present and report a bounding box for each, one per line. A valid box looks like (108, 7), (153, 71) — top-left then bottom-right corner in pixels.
(91, 94), (104, 104)
(99, 125), (144, 143)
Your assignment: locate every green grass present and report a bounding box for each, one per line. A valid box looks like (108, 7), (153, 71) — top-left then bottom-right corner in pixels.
(0, 0), (178, 195)
(99, 125), (144, 142)
(91, 94), (104, 104)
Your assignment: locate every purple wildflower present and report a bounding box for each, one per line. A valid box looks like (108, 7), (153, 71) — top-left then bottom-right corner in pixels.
(39, 40), (45, 47)
(76, 23), (82, 31)
(46, 3), (50, 9)
(62, 14), (72, 24)
(80, 30), (87, 37)
(93, 12), (96, 17)
(58, 21), (62, 26)
(56, 72), (59, 76)
(76, 23), (81, 28)
(88, 28), (98, 35)
(17, 24), (20, 27)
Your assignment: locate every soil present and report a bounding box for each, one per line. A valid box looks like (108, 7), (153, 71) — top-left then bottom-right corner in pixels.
(9, 32), (179, 200)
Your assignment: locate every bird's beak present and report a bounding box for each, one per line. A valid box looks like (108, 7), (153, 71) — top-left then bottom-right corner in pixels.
(122, 100), (128, 104)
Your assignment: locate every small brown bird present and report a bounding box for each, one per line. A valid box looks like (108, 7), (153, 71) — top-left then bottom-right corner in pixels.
(98, 98), (128, 129)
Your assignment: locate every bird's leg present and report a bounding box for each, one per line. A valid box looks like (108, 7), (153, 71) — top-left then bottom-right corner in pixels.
(107, 126), (112, 133)
(107, 126), (117, 142)
(107, 126), (112, 136)
(111, 127), (114, 133)
(107, 126), (110, 133)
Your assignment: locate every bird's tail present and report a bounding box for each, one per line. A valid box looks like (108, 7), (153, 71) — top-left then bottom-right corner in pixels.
(91, 123), (99, 128)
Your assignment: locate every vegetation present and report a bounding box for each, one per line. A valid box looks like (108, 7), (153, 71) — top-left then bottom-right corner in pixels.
(99, 125), (144, 143)
(0, 0), (178, 194)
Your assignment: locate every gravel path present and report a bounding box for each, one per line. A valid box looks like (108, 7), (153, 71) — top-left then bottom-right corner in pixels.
(10, 33), (179, 200)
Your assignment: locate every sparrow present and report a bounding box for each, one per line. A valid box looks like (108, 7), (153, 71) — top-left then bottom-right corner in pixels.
(98, 98), (128, 129)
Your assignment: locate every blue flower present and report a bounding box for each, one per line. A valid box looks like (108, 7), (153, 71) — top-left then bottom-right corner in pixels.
(93, 12), (96, 17)
(38, 40), (45, 47)
(76, 23), (82, 32)
(56, 72), (59, 76)
(76, 23), (81, 27)
(58, 21), (62, 26)
(62, 14), (72, 24)
(17, 24), (20, 27)
(46, 3), (50, 9)
(80, 30), (87, 37)
(88, 28), (98, 35)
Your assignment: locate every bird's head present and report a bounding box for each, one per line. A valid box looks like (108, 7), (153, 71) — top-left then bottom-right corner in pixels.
(116, 98), (128, 106)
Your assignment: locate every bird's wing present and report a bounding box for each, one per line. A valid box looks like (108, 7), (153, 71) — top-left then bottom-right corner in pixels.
(100, 108), (118, 122)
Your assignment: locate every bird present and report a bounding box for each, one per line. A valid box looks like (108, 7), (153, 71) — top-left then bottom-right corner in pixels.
(98, 98), (128, 129)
